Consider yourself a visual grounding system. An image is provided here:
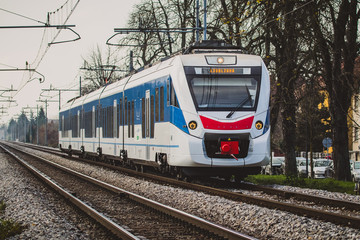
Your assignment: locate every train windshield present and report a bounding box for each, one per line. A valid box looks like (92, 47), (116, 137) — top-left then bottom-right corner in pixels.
(185, 67), (260, 111)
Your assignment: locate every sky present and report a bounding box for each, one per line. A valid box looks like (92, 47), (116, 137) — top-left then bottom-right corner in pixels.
(0, 0), (141, 123)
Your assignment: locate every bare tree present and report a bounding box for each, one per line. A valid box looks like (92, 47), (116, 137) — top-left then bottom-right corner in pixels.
(310, 0), (360, 181)
(81, 45), (122, 94)
(118, 0), (202, 68)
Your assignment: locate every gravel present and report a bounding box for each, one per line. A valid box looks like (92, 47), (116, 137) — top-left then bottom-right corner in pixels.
(2, 144), (360, 239)
(0, 150), (118, 240)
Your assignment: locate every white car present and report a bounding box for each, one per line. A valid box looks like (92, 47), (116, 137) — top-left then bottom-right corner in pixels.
(297, 159), (309, 177)
(262, 157), (284, 175)
(312, 159), (334, 179)
(351, 161), (360, 182)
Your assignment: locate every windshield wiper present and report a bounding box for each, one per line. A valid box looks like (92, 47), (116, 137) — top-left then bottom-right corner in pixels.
(226, 86), (252, 118)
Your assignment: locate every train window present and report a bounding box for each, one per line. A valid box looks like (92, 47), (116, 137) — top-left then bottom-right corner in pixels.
(170, 83), (179, 107)
(101, 107), (105, 138)
(160, 86), (164, 121)
(106, 106), (113, 137)
(150, 95), (154, 138)
(81, 109), (84, 136)
(117, 100), (120, 138)
(92, 106), (96, 138)
(102, 108), (105, 138)
(63, 115), (68, 138)
(96, 105), (99, 128)
(118, 99), (122, 138)
(105, 108), (107, 137)
(78, 110), (81, 138)
(128, 101), (131, 138)
(131, 101), (135, 138)
(105, 105), (113, 138)
(85, 111), (92, 138)
(60, 115), (63, 133)
(96, 104), (102, 137)
(71, 113), (78, 138)
(125, 97), (128, 125)
(80, 109), (83, 130)
(141, 97), (145, 138)
(70, 115), (73, 137)
(66, 114), (70, 137)
(111, 106), (114, 137)
(103, 108), (106, 138)
(61, 115), (65, 137)
(114, 100), (117, 138)
(146, 98), (150, 138)
(155, 88), (159, 122)
(188, 76), (259, 111)
(167, 80), (170, 106)
(59, 116), (62, 132)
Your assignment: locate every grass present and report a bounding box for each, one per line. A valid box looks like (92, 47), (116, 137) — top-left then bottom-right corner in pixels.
(244, 175), (357, 195)
(0, 200), (25, 240)
(0, 202), (5, 212)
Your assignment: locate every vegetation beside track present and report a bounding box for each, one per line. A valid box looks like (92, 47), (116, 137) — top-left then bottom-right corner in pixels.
(245, 175), (357, 195)
(0, 200), (25, 240)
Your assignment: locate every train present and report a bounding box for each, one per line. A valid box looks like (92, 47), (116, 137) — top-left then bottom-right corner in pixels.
(59, 40), (270, 180)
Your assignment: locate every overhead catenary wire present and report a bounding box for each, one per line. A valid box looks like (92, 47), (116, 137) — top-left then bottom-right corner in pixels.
(10, 0), (81, 100)
(0, 1), (81, 122)
(0, 7), (47, 25)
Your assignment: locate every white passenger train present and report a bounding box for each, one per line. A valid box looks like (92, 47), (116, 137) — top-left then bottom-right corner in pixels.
(59, 41), (270, 179)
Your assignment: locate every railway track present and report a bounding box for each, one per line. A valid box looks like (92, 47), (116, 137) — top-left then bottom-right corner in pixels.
(10, 142), (360, 230)
(1, 142), (253, 240)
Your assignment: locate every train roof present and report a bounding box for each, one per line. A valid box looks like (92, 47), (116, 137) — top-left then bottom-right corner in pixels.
(60, 40), (264, 113)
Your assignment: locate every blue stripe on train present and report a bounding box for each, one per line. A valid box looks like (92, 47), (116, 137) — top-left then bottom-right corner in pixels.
(60, 140), (180, 148)
(59, 75), (190, 135)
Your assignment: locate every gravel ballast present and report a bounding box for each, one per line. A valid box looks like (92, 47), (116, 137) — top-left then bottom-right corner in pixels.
(0, 151), (118, 240)
(2, 144), (360, 239)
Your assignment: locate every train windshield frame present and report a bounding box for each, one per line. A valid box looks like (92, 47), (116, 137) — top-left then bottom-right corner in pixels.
(184, 66), (261, 112)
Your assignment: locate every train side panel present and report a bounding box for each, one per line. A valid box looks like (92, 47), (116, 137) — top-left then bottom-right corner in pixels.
(59, 49), (271, 177)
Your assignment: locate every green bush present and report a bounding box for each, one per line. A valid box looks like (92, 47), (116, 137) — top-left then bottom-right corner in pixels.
(0, 219), (24, 240)
(0, 202), (6, 212)
(244, 175), (356, 194)
(0, 201), (25, 240)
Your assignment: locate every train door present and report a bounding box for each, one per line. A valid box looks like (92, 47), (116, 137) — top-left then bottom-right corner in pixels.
(145, 90), (150, 160)
(77, 110), (80, 149)
(92, 105), (96, 152)
(81, 107), (84, 148)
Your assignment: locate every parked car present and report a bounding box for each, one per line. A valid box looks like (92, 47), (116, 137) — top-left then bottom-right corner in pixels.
(312, 159), (334, 178)
(262, 156), (284, 175)
(280, 157), (308, 176)
(297, 159), (309, 177)
(351, 161), (360, 182)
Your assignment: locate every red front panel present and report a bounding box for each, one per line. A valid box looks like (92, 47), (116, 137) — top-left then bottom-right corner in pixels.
(200, 115), (254, 130)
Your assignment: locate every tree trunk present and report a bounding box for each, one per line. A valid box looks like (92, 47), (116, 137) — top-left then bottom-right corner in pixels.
(330, 96), (352, 181)
(277, 0), (299, 176)
(282, 105), (298, 175)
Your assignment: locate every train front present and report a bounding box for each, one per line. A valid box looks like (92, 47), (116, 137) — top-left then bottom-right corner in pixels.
(173, 52), (270, 177)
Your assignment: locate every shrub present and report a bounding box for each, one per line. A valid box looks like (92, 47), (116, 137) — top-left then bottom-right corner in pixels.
(0, 201), (25, 239)
(244, 175), (356, 194)
(0, 201), (5, 211)
(0, 219), (24, 240)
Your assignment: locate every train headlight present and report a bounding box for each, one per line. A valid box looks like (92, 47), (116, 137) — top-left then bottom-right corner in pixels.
(217, 57), (224, 64)
(188, 121), (197, 130)
(205, 56), (236, 65)
(255, 121), (264, 130)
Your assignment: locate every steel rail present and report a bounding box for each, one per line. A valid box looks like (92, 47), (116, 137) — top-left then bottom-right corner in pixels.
(3, 142), (256, 240)
(237, 182), (360, 212)
(0, 144), (140, 240)
(12, 142), (360, 229)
